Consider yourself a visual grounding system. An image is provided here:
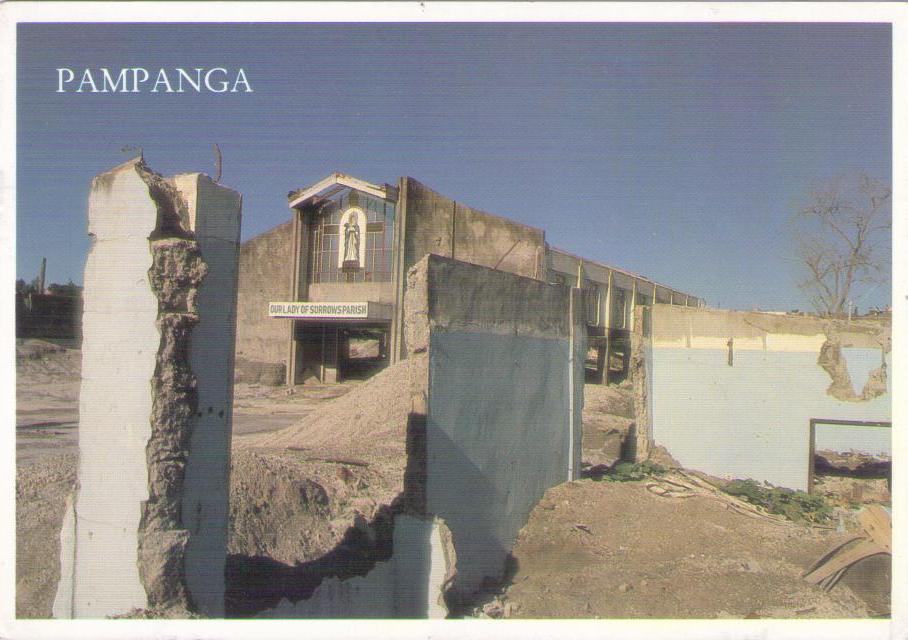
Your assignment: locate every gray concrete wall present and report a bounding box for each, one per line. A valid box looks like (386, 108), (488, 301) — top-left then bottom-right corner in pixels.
(393, 177), (548, 361)
(644, 305), (891, 491)
(235, 220), (294, 367)
(452, 202), (544, 279)
(405, 254), (583, 602)
(814, 420), (890, 458)
(402, 178), (456, 271)
(648, 305), (884, 352)
(308, 281), (394, 306)
(402, 178), (545, 280)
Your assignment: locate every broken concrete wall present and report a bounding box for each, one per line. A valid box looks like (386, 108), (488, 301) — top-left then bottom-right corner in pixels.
(643, 305), (890, 491)
(630, 304), (652, 461)
(256, 516), (451, 618)
(813, 421), (890, 459)
(53, 158), (241, 618)
(234, 220), (294, 378)
(405, 254), (583, 604)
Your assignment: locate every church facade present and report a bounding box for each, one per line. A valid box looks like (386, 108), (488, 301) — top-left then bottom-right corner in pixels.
(234, 173), (703, 386)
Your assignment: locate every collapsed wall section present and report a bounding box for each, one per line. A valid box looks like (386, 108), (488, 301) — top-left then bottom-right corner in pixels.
(641, 305), (891, 491)
(53, 158), (241, 618)
(404, 254), (584, 604)
(255, 515), (452, 619)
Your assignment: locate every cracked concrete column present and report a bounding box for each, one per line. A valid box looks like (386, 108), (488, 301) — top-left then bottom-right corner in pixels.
(53, 158), (242, 618)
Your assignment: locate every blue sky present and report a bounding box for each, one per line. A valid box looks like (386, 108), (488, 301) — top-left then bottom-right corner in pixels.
(16, 22), (891, 311)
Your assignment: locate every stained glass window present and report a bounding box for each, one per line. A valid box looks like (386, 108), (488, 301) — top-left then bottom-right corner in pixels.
(308, 189), (395, 283)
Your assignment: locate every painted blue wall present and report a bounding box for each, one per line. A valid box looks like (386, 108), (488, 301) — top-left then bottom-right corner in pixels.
(648, 346), (890, 490)
(427, 331), (574, 596)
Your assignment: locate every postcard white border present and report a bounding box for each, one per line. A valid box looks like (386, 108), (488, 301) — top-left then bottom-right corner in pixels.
(1, 2), (905, 640)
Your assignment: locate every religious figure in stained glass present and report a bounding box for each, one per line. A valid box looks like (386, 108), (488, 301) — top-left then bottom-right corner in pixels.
(343, 219), (360, 263)
(339, 207), (365, 270)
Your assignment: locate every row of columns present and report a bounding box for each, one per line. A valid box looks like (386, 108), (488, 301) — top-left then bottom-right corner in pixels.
(577, 263), (701, 385)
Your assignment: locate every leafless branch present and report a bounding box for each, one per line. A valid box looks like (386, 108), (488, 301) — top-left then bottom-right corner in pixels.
(792, 174), (891, 317)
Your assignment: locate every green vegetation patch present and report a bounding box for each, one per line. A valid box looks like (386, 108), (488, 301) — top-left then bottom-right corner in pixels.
(595, 460), (666, 482)
(721, 478), (833, 524)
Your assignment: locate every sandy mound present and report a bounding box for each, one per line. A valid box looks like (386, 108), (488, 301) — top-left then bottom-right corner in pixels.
(227, 359), (413, 604)
(236, 360), (411, 470)
(229, 449), (400, 566)
(16, 454), (77, 618)
(583, 383), (634, 418)
(16, 339), (81, 383)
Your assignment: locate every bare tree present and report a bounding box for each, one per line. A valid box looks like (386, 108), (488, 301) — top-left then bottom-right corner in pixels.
(793, 173), (891, 317)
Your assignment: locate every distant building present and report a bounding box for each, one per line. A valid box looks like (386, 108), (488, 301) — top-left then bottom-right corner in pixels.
(235, 173), (703, 386)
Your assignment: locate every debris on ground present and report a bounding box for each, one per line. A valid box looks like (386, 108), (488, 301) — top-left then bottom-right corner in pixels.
(585, 460), (666, 482)
(720, 479), (833, 525)
(499, 477), (881, 618)
(804, 505), (891, 591)
(15, 359), (890, 619)
(581, 383), (635, 466)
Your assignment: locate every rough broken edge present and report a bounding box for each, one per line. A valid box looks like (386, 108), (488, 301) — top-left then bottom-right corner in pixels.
(631, 303), (652, 461)
(139, 234), (208, 613)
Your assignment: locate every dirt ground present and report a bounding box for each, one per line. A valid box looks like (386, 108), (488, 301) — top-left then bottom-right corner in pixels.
(15, 339), (411, 618)
(489, 479), (885, 619)
(14, 338), (890, 619)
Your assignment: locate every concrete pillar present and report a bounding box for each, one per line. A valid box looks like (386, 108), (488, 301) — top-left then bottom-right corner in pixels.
(568, 287), (585, 480)
(170, 171), (242, 616)
(594, 339), (607, 385)
(286, 210), (302, 388)
(286, 208), (310, 388)
(321, 326), (339, 383)
(337, 328), (350, 380)
(53, 158), (241, 618)
(630, 304), (652, 462)
(603, 270), (613, 385)
(38, 257), (46, 294)
(629, 280), (638, 337)
(390, 177), (408, 364)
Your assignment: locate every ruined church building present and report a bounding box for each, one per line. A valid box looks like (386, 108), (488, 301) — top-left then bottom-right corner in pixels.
(235, 173), (703, 385)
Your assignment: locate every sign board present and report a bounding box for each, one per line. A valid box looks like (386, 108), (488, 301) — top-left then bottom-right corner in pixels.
(268, 301), (370, 319)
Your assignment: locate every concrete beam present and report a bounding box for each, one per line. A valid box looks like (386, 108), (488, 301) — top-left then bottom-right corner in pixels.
(603, 270), (613, 385)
